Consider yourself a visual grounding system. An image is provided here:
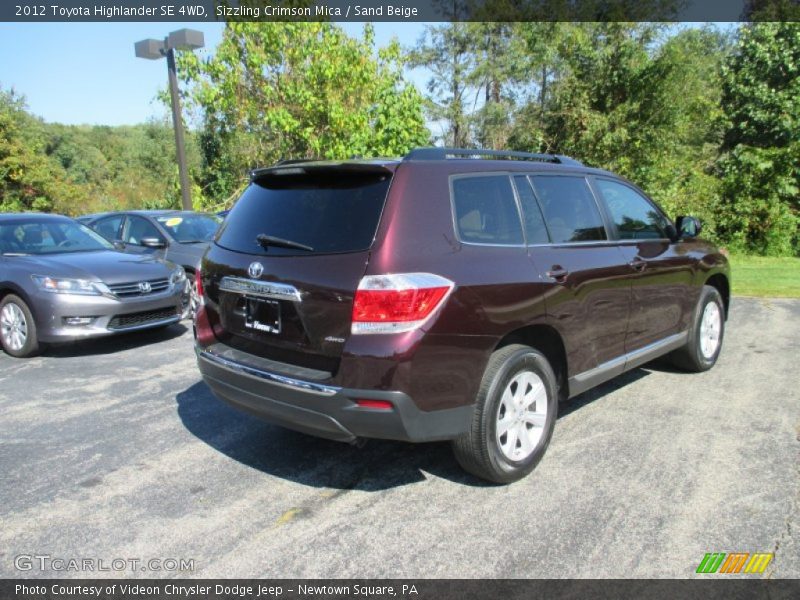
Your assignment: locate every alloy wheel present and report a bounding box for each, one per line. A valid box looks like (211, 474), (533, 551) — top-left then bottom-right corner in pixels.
(496, 370), (548, 461)
(699, 301), (722, 359)
(0, 303), (28, 352)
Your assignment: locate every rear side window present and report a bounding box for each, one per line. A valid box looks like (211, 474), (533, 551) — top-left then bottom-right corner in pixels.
(452, 175), (523, 245)
(594, 178), (669, 240)
(93, 215), (123, 241)
(529, 176), (607, 243)
(216, 170), (391, 256)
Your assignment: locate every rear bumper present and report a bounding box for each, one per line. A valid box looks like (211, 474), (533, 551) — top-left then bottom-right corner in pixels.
(196, 343), (473, 443)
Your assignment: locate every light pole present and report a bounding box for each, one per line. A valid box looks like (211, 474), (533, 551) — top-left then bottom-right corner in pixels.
(135, 29), (204, 211)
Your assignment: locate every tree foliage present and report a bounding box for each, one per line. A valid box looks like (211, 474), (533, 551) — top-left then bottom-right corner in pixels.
(0, 86), (199, 215)
(717, 23), (800, 255)
(178, 22), (429, 205)
(2, 22), (798, 255)
(0, 88), (74, 213)
(412, 22), (734, 249)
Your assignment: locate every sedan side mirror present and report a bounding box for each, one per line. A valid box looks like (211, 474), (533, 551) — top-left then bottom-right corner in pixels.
(140, 237), (167, 249)
(676, 216), (702, 239)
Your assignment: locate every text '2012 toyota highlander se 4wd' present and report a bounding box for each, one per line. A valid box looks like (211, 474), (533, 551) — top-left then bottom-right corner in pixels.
(194, 148), (730, 483)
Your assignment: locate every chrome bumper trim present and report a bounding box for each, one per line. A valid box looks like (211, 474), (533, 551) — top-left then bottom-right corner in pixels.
(197, 348), (339, 397)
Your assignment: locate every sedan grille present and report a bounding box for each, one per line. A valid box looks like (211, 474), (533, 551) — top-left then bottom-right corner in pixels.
(107, 278), (170, 298)
(108, 307), (178, 330)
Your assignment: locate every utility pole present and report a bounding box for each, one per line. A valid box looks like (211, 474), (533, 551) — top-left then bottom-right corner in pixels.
(135, 29), (204, 211)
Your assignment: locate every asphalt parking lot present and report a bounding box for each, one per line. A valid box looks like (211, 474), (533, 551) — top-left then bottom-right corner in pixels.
(1, 297), (798, 579)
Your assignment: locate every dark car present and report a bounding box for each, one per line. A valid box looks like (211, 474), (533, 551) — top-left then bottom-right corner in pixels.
(79, 210), (222, 315)
(192, 148), (730, 483)
(0, 213), (186, 358)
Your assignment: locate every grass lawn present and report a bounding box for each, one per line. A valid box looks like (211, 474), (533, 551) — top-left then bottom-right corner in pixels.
(729, 255), (800, 298)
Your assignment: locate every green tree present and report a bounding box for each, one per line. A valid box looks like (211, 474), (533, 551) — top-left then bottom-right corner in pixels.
(408, 23), (475, 147)
(0, 87), (78, 213)
(717, 23), (800, 255)
(179, 22), (429, 206)
(519, 24), (728, 232)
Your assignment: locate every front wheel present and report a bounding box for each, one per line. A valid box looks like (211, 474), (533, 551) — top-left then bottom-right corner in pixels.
(670, 285), (725, 372)
(452, 344), (558, 484)
(0, 294), (41, 358)
(181, 276), (198, 320)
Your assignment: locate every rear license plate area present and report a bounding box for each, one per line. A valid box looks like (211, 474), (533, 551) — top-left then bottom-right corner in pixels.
(243, 297), (281, 334)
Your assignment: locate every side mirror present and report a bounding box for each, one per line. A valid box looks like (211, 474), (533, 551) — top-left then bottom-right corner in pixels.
(140, 237), (167, 249)
(676, 216), (702, 239)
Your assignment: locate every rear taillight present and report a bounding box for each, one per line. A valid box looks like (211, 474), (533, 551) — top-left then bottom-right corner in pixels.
(351, 273), (454, 335)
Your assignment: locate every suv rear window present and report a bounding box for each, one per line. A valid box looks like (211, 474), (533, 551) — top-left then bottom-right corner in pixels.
(216, 170), (392, 256)
(452, 175), (523, 245)
(529, 175), (607, 243)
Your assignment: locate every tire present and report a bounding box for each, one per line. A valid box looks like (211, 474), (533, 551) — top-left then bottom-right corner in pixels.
(452, 344), (558, 484)
(0, 294), (41, 358)
(669, 285), (725, 373)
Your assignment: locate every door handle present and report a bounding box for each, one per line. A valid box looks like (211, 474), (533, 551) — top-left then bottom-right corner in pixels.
(629, 258), (647, 272)
(546, 267), (569, 282)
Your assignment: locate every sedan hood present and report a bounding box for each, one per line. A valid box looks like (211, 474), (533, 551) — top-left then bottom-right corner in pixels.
(14, 250), (175, 285)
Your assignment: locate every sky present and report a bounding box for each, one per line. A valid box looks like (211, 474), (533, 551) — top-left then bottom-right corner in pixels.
(0, 21), (428, 126)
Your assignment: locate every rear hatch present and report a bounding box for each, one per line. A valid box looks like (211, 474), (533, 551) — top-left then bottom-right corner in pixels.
(202, 162), (395, 375)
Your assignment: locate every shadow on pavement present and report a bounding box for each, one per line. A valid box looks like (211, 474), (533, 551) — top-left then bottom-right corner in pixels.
(176, 361), (668, 490)
(44, 322), (189, 358)
(175, 381), (491, 491)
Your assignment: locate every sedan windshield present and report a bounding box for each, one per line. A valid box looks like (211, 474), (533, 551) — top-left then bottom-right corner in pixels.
(0, 219), (114, 255)
(155, 214), (221, 243)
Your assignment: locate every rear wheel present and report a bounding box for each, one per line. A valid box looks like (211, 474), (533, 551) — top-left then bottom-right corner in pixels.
(0, 295), (41, 358)
(670, 285), (725, 372)
(452, 344), (558, 484)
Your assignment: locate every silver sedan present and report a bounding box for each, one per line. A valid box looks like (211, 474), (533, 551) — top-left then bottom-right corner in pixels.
(0, 213), (187, 358)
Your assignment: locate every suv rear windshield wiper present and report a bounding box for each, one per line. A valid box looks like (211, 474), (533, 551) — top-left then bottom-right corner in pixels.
(256, 234), (314, 252)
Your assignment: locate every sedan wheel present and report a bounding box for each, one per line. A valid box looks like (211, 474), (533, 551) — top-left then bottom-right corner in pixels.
(1, 302), (27, 351)
(0, 295), (40, 358)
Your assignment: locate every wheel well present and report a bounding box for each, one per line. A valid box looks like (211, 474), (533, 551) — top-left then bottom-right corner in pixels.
(706, 273), (730, 318)
(496, 325), (569, 401)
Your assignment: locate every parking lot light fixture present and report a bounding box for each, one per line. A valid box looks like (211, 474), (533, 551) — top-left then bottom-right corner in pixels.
(134, 29), (205, 211)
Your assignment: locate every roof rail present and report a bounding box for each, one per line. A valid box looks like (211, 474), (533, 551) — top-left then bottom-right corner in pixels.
(403, 147), (583, 166)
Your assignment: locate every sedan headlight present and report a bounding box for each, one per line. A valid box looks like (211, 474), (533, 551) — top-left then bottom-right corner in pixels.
(32, 275), (102, 296)
(170, 266), (187, 286)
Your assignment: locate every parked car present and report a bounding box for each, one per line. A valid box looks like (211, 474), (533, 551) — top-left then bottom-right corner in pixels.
(79, 210), (222, 316)
(0, 213), (186, 358)
(193, 148), (730, 483)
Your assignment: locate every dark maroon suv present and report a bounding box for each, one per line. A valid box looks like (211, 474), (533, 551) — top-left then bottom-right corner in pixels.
(194, 148), (730, 483)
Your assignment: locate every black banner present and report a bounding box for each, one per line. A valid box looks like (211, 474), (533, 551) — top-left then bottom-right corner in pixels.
(2, 0), (800, 23)
(3, 580), (800, 600)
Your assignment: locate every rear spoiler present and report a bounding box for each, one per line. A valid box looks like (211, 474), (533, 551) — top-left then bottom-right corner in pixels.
(250, 161), (395, 181)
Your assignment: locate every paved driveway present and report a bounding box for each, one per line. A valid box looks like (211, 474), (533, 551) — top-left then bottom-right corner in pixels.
(1, 297), (797, 578)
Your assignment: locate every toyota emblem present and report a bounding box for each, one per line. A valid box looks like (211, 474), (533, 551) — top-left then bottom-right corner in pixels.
(248, 262), (264, 279)
(138, 281), (152, 294)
